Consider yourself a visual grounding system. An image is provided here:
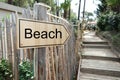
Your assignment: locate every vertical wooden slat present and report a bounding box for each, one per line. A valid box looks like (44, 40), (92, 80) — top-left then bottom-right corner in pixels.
(38, 48), (46, 80)
(34, 49), (38, 80)
(2, 20), (6, 59)
(11, 12), (19, 80)
(62, 45), (68, 80)
(59, 46), (64, 80)
(0, 22), (3, 59)
(0, 37), (2, 59)
(10, 22), (15, 80)
(54, 46), (58, 80)
(46, 47), (51, 80)
(49, 47), (56, 80)
(4, 19), (7, 59)
(6, 17), (13, 63)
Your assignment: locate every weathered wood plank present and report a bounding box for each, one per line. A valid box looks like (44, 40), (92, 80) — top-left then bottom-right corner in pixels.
(49, 47), (56, 80)
(11, 12), (19, 80)
(6, 17), (12, 63)
(0, 22), (3, 59)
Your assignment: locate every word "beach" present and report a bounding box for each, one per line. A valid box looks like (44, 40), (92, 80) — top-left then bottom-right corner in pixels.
(25, 28), (62, 39)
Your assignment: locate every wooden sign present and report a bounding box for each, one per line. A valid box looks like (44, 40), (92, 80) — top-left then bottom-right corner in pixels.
(17, 19), (70, 48)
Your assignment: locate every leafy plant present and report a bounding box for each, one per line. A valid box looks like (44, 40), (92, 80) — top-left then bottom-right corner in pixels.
(97, 12), (120, 32)
(0, 59), (13, 80)
(19, 61), (34, 80)
(97, 14), (108, 31)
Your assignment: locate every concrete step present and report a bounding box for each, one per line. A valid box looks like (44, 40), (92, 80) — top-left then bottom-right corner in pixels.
(83, 41), (108, 44)
(83, 44), (111, 48)
(81, 59), (120, 77)
(83, 48), (117, 58)
(83, 36), (105, 42)
(82, 55), (120, 62)
(80, 73), (120, 80)
(82, 48), (119, 61)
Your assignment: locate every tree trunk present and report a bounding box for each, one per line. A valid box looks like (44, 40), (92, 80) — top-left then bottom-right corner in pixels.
(68, 5), (71, 20)
(64, 9), (67, 19)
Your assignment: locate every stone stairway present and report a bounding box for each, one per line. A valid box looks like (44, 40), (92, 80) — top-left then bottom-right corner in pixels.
(78, 31), (120, 80)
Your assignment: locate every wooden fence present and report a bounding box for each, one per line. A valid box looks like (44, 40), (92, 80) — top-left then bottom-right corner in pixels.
(0, 3), (78, 80)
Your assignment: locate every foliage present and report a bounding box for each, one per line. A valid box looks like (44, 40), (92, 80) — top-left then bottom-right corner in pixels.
(19, 61), (34, 80)
(0, 59), (13, 80)
(97, 0), (120, 15)
(70, 10), (77, 23)
(96, 0), (107, 16)
(83, 11), (93, 22)
(106, 0), (120, 13)
(106, 0), (120, 6)
(0, 59), (34, 80)
(97, 14), (106, 31)
(97, 0), (120, 32)
(60, 0), (71, 19)
(97, 11), (120, 31)
(61, 0), (70, 10)
(97, 0), (120, 14)
(84, 12), (93, 18)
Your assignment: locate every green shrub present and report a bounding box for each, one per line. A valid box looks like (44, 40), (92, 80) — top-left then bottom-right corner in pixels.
(97, 14), (108, 31)
(0, 59), (13, 80)
(97, 12), (120, 32)
(108, 12), (120, 31)
(19, 61), (34, 80)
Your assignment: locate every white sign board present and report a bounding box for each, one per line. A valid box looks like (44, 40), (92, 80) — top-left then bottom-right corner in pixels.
(17, 19), (70, 48)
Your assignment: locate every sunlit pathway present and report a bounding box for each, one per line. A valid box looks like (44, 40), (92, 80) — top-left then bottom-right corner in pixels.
(78, 31), (120, 80)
